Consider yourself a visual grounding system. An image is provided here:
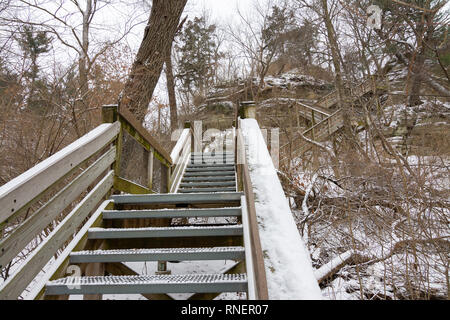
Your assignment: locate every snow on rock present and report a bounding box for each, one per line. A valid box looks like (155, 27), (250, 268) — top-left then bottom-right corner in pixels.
(264, 69), (328, 89)
(240, 118), (322, 299)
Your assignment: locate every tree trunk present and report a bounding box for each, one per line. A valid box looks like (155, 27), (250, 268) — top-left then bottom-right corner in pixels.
(78, 0), (91, 101)
(165, 43), (178, 132)
(120, 0), (188, 123)
(321, 0), (351, 135)
(407, 8), (433, 107)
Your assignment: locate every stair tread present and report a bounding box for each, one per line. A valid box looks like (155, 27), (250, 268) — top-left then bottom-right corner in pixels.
(47, 273), (247, 286)
(191, 152), (234, 155)
(103, 207), (241, 219)
(184, 171), (235, 176)
(187, 163), (235, 168)
(45, 274), (248, 295)
(180, 181), (236, 187)
(88, 225), (243, 239)
(90, 225), (242, 232)
(179, 187), (236, 193)
(71, 246), (245, 256)
(111, 192), (242, 204)
(186, 166), (234, 170)
(182, 176), (235, 181)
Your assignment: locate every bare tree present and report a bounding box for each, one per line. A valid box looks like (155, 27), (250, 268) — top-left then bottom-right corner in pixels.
(3, 0), (145, 135)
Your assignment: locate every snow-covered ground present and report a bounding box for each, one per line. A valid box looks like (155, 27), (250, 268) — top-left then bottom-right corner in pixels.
(286, 98), (449, 300)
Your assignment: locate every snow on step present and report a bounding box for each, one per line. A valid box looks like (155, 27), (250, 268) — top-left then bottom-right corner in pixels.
(70, 246), (246, 263)
(45, 274), (248, 295)
(184, 171), (235, 177)
(178, 187), (236, 193)
(180, 181), (235, 187)
(185, 166), (235, 172)
(102, 207), (242, 219)
(191, 152), (234, 156)
(182, 176), (236, 182)
(88, 225), (243, 239)
(187, 163), (236, 168)
(110, 192), (242, 204)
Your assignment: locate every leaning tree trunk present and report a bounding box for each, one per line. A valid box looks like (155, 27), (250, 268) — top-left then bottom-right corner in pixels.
(118, 0), (187, 185)
(165, 43), (179, 133)
(120, 0), (188, 123)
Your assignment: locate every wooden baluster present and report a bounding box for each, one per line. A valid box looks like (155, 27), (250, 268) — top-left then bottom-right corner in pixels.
(148, 147), (154, 191)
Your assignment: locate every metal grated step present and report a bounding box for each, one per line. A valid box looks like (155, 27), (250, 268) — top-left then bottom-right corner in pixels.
(190, 157), (234, 161)
(187, 163), (236, 168)
(69, 246), (245, 263)
(184, 171), (235, 177)
(180, 181), (236, 188)
(182, 176), (236, 182)
(191, 152), (234, 156)
(178, 187), (236, 193)
(185, 166), (235, 172)
(88, 225), (243, 239)
(111, 192), (242, 205)
(45, 274), (247, 295)
(102, 207), (241, 219)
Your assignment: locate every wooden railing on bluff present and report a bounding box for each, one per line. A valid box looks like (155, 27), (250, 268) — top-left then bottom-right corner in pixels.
(280, 75), (386, 164)
(280, 109), (343, 164)
(315, 75), (385, 109)
(0, 103), (268, 300)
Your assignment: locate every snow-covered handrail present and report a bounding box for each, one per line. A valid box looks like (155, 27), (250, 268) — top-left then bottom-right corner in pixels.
(238, 116), (322, 299)
(235, 121), (269, 300)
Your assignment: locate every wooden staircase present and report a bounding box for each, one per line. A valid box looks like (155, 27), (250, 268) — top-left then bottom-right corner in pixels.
(280, 75), (386, 163)
(43, 152), (256, 299)
(315, 75), (385, 109)
(0, 104), (268, 300)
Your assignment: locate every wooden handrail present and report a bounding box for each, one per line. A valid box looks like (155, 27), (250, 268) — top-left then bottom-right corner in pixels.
(102, 104), (174, 194)
(102, 104), (172, 167)
(0, 147), (115, 269)
(0, 103), (189, 299)
(235, 116), (269, 300)
(0, 117), (118, 299)
(0, 122), (119, 226)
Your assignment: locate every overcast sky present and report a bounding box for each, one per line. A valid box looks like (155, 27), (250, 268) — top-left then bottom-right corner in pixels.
(191, 0), (255, 22)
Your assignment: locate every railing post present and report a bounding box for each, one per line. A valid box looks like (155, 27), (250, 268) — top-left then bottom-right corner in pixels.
(102, 104), (118, 123)
(102, 105), (122, 182)
(184, 121), (193, 153)
(240, 101), (256, 119)
(193, 121), (202, 155)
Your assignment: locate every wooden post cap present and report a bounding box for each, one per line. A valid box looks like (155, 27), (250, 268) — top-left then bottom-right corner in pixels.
(102, 104), (118, 123)
(240, 101), (256, 119)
